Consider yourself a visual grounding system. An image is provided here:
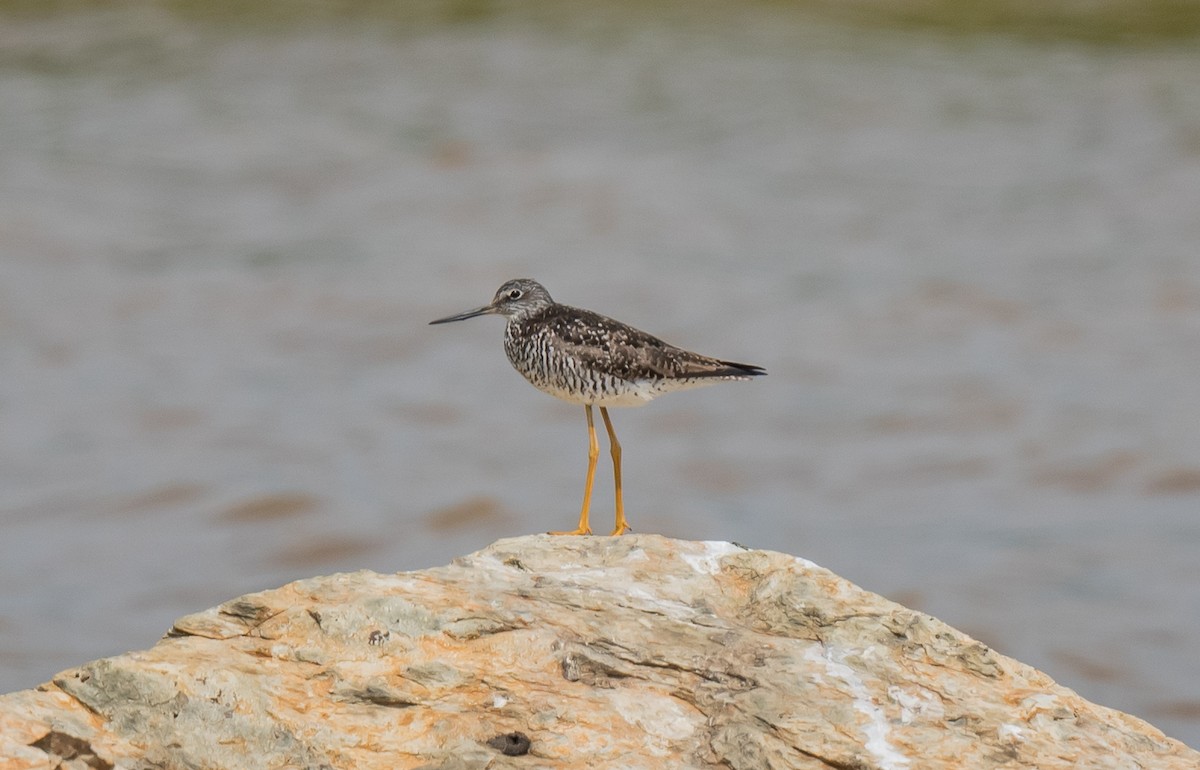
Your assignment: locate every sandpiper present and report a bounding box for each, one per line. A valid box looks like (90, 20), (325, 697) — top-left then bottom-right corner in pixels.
(430, 279), (764, 535)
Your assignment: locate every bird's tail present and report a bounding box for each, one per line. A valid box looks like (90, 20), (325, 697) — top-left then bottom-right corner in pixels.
(704, 360), (766, 378)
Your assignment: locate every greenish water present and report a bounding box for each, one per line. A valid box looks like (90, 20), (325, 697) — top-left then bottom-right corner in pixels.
(1, 0), (1199, 750)
(5, 0), (1200, 43)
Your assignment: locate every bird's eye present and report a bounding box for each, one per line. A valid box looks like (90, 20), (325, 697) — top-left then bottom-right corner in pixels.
(508, 289), (523, 300)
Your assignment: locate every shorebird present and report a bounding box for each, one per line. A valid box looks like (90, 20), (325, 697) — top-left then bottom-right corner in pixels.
(430, 279), (765, 535)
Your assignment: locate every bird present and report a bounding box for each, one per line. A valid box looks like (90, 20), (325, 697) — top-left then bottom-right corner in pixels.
(429, 278), (765, 536)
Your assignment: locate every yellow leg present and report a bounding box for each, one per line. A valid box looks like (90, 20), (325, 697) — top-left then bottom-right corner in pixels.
(600, 407), (630, 535)
(550, 405), (597, 535)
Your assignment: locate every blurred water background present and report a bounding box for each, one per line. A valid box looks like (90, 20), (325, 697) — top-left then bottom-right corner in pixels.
(2, 0), (1199, 747)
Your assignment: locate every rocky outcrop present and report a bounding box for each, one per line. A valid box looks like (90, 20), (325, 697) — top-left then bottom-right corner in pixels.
(1, 535), (1195, 769)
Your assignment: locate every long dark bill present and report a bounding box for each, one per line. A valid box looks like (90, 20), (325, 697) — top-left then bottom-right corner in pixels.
(429, 305), (494, 325)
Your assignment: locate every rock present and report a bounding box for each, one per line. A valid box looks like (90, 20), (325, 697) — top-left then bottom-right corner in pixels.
(1, 534), (1195, 769)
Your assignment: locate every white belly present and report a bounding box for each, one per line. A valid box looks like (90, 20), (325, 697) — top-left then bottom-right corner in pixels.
(529, 376), (720, 407)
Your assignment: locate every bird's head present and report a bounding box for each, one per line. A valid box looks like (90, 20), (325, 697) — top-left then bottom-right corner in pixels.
(429, 278), (554, 325)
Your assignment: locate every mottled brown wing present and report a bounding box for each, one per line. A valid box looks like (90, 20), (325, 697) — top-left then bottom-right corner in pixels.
(544, 305), (765, 381)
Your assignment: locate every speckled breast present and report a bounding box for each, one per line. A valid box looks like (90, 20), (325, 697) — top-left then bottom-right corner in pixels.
(502, 322), (659, 407)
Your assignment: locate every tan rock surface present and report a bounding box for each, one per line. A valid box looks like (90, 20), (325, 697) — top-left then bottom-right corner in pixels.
(1, 535), (1195, 769)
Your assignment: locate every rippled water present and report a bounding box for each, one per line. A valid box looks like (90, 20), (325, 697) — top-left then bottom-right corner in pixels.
(2, 0), (1199, 748)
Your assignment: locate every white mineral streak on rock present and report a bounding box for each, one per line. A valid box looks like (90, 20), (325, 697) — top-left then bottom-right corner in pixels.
(609, 689), (700, 751)
(623, 585), (697, 620)
(624, 547), (650, 563)
(807, 645), (912, 770)
(1, 534), (1195, 770)
(554, 568), (612, 583)
(681, 540), (743, 574)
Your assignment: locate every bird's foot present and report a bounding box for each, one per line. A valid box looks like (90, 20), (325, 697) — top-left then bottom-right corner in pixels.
(609, 523), (631, 536)
(548, 527), (592, 536)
